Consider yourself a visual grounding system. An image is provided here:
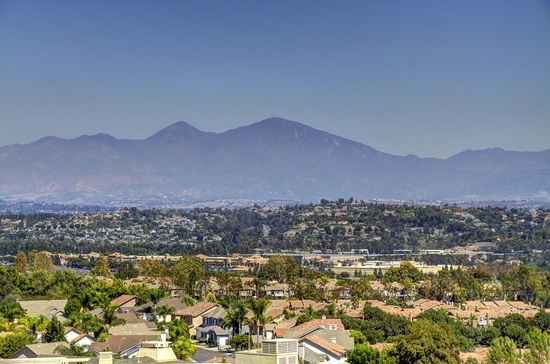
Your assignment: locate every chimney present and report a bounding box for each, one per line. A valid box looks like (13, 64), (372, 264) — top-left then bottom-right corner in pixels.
(98, 351), (113, 364)
(321, 315), (326, 320)
(331, 337), (337, 344)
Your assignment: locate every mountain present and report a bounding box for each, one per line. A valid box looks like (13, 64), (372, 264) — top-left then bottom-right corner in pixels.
(0, 118), (548, 204)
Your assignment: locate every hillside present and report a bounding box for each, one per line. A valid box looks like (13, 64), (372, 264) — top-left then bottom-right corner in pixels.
(0, 118), (548, 204)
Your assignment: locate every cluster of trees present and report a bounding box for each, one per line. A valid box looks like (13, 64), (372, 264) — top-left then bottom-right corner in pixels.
(0, 203), (548, 266)
(344, 306), (550, 364)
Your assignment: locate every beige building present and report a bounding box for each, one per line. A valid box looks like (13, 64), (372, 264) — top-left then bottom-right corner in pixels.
(236, 339), (298, 364)
(332, 260), (444, 276)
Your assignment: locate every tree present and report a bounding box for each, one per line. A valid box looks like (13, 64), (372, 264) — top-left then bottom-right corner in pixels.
(263, 255), (299, 283)
(100, 305), (126, 334)
(90, 256), (111, 278)
(171, 256), (208, 297)
(114, 261), (139, 280)
(13, 252), (28, 273)
(0, 300), (26, 322)
(246, 298), (272, 347)
(484, 336), (520, 364)
(382, 261), (424, 284)
(0, 330), (35, 358)
(154, 304), (176, 325)
(522, 328), (550, 364)
(231, 334), (251, 351)
(27, 251), (54, 272)
(391, 319), (461, 364)
(167, 319), (196, 360)
(44, 316), (66, 343)
(533, 309), (550, 332)
(493, 313), (531, 348)
(54, 342), (95, 357)
(348, 344), (395, 364)
(222, 300), (248, 336)
(21, 314), (48, 335)
(64, 296), (83, 317)
(75, 290), (96, 313)
(69, 312), (102, 335)
(147, 288), (165, 309)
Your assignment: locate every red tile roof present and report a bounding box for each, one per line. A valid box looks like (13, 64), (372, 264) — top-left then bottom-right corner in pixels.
(289, 318), (344, 332)
(301, 334), (346, 357)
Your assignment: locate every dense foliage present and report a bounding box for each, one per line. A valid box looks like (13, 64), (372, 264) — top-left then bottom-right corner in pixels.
(0, 202), (548, 267)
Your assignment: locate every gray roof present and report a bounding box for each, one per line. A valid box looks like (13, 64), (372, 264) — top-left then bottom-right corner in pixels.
(134, 298), (187, 313)
(89, 335), (159, 353)
(18, 300), (67, 319)
(202, 306), (227, 319)
(10, 342), (69, 358)
(302, 346), (327, 364)
(108, 323), (157, 336)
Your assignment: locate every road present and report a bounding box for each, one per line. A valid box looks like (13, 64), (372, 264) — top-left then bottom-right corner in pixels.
(191, 346), (233, 363)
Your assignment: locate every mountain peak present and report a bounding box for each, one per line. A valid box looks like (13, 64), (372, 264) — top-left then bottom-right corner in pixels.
(146, 121), (205, 143)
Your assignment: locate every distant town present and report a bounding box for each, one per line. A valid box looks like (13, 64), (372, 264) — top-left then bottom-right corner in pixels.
(0, 199), (549, 363)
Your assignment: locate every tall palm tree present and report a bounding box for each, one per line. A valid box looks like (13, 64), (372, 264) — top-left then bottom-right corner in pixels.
(76, 290), (96, 313)
(246, 298), (271, 347)
(101, 305), (126, 335)
(54, 343), (94, 357)
(222, 300), (247, 336)
(148, 288), (166, 310)
(71, 312), (102, 335)
(155, 304), (176, 323)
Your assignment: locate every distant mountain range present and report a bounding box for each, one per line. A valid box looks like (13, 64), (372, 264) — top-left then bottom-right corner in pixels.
(0, 118), (548, 204)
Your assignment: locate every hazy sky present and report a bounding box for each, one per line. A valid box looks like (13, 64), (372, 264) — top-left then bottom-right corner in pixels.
(1, 0), (549, 158)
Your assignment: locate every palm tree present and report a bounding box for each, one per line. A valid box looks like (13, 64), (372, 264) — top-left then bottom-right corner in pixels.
(155, 304), (176, 323)
(22, 314), (49, 336)
(92, 292), (110, 310)
(54, 343), (95, 357)
(222, 300), (247, 336)
(70, 312), (102, 335)
(251, 277), (267, 297)
(0, 300), (26, 322)
(246, 298), (272, 347)
(100, 305), (126, 335)
(76, 290), (96, 313)
(148, 288), (165, 310)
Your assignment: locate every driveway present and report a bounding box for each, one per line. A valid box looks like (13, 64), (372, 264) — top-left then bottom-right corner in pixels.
(191, 346), (233, 363)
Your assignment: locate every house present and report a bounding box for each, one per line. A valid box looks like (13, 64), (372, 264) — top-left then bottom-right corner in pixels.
(89, 334), (159, 358)
(265, 284), (290, 299)
(9, 342), (69, 359)
(18, 300), (67, 320)
(278, 317), (353, 364)
(173, 302), (218, 337)
(135, 297), (187, 322)
(63, 327), (94, 349)
(64, 327), (82, 343)
(110, 295), (137, 311)
(70, 333), (95, 349)
(196, 306), (230, 346)
(299, 334), (347, 364)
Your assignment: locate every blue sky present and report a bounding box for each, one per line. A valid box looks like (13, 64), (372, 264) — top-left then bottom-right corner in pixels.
(1, 0), (549, 158)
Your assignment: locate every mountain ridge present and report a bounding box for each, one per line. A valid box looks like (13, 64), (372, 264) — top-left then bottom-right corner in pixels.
(0, 118), (548, 204)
